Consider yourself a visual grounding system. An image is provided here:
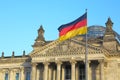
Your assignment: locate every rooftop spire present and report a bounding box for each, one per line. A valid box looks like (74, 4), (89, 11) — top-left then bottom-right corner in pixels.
(2, 52), (4, 58)
(12, 51), (15, 58)
(103, 17), (117, 51)
(104, 17), (114, 35)
(32, 25), (46, 49)
(105, 17), (113, 31)
(35, 25), (45, 41)
(38, 25), (45, 35)
(23, 50), (25, 57)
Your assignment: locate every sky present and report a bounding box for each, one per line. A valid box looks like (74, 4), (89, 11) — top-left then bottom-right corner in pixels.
(0, 0), (120, 56)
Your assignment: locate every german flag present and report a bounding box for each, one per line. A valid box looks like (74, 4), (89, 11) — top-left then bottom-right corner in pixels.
(58, 12), (87, 41)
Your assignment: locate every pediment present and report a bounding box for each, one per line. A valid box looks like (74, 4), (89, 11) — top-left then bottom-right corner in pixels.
(30, 39), (108, 58)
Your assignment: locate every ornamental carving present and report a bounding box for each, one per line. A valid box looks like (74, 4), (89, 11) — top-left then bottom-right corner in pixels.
(12, 69), (20, 73)
(55, 60), (62, 65)
(70, 59), (76, 64)
(31, 63), (38, 67)
(43, 61), (50, 66)
(46, 44), (85, 55)
(30, 36), (112, 59)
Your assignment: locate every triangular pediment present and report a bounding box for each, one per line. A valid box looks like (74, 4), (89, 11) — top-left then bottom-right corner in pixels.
(30, 38), (108, 58)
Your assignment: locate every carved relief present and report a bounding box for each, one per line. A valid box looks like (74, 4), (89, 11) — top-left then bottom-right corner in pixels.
(55, 60), (62, 65)
(46, 42), (85, 55)
(43, 61), (50, 66)
(31, 63), (38, 67)
(12, 68), (20, 73)
(1, 68), (9, 73)
(70, 59), (76, 64)
(32, 39), (107, 58)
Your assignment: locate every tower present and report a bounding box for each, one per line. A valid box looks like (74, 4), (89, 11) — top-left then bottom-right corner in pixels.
(32, 25), (46, 49)
(103, 18), (117, 51)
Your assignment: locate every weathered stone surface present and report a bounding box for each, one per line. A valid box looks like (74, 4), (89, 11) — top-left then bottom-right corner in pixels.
(0, 18), (120, 80)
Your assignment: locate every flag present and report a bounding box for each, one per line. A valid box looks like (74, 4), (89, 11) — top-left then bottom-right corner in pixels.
(58, 12), (87, 41)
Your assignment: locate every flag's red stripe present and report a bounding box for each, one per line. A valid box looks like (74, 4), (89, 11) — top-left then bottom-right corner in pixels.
(59, 19), (87, 36)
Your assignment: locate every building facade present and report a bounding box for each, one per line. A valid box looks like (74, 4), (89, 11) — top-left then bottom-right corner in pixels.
(0, 18), (120, 80)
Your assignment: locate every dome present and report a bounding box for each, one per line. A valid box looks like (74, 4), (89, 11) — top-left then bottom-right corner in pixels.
(88, 25), (106, 38)
(87, 25), (120, 43)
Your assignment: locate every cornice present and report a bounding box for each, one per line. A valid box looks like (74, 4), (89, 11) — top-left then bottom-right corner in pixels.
(30, 39), (60, 57)
(0, 57), (31, 64)
(30, 37), (120, 61)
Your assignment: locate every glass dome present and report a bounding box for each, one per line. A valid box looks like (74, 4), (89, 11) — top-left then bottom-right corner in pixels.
(87, 25), (106, 38)
(87, 25), (120, 43)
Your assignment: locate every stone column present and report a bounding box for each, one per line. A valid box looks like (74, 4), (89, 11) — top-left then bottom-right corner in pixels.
(88, 61), (91, 80)
(70, 60), (76, 80)
(31, 63), (37, 80)
(36, 67), (40, 80)
(56, 61), (62, 80)
(13, 69), (15, 80)
(9, 69), (13, 80)
(53, 66), (56, 80)
(99, 60), (104, 80)
(62, 65), (65, 80)
(43, 62), (49, 80)
(0, 69), (3, 80)
(76, 64), (79, 80)
(20, 67), (25, 80)
(48, 66), (52, 80)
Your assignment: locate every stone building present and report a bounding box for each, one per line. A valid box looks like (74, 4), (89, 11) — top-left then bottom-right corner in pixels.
(0, 18), (120, 80)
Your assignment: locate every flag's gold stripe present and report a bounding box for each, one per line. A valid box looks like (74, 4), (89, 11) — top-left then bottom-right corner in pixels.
(59, 26), (87, 41)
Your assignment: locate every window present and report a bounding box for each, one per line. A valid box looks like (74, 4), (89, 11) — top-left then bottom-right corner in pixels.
(79, 65), (85, 80)
(65, 66), (71, 80)
(79, 68), (85, 80)
(26, 72), (30, 80)
(5, 73), (8, 80)
(16, 73), (19, 80)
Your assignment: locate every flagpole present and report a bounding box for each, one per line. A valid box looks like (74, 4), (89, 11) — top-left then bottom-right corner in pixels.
(85, 9), (88, 80)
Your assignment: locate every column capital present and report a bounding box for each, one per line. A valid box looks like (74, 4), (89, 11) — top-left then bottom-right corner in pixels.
(2, 68), (9, 73)
(43, 61), (50, 66)
(88, 60), (91, 64)
(70, 59), (76, 64)
(13, 69), (20, 73)
(55, 60), (62, 65)
(0, 69), (4, 73)
(20, 67), (25, 70)
(9, 68), (14, 72)
(98, 59), (104, 63)
(20, 67), (25, 73)
(31, 63), (38, 67)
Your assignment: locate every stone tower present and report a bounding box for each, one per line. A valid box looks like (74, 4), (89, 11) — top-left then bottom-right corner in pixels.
(32, 25), (46, 49)
(103, 18), (117, 51)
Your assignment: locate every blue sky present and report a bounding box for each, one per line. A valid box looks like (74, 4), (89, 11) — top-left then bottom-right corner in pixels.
(0, 0), (120, 56)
